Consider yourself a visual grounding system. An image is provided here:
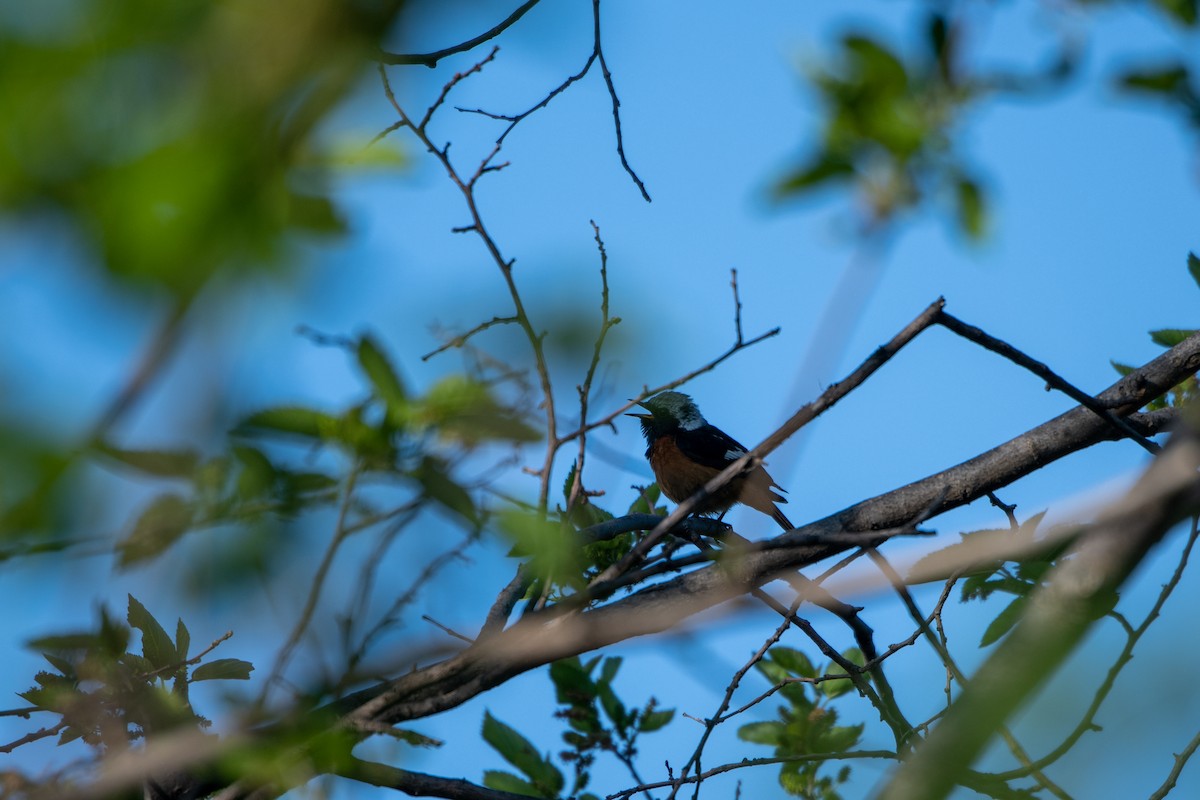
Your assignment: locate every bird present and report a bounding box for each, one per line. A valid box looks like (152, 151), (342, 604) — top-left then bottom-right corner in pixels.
(628, 391), (793, 531)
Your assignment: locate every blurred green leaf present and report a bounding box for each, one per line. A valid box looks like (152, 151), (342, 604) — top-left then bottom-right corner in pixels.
(175, 619), (190, 662)
(0, 0), (408, 296)
(638, 708), (675, 732)
(738, 720), (786, 746)
(1151, 0), (1198, 26)
(955, 174), (987, 239)
(127, 594), (178, 670)
(549, 657), (597, 703)
(118, 494), (194, 566)
(481, 712), (563, 796)
(1118, 63), (1191, 93)
(499, 510), (583, 587)
(357, 334), (407, 420)
(1188, 252), (1200, 288)
(414, 455), (477, 526)
(771, 647), (817, 679)
(191, 658), (254, 682)
(482, 771), (541, 798)
(95, 444), (199, 478)
(981, 595), (1028, 646)
(234, 406), (338, 441)
(1149, 328), (1197, 347)
(418, 376), (541, 445)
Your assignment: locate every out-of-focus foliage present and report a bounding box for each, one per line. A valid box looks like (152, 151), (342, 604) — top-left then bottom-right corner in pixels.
(0, 0), (405, 295)
(481, 656), (675, 800)
(738, 646), (867, 800)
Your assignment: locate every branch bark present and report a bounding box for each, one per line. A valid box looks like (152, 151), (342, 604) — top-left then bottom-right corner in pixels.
(346, 331), (1200, 726)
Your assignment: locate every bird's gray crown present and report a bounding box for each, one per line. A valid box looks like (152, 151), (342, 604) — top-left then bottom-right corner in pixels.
(640, 391), (706, 430)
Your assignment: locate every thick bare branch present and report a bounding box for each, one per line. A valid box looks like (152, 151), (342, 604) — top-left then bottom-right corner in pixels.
(343, 331), (1198, 728)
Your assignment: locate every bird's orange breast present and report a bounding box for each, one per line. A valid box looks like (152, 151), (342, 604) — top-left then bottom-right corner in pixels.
(647, 435), (743, 514)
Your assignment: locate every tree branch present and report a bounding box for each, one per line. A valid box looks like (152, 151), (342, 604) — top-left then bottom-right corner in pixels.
(342, 332), (1199, 728)
(378, 1), (543, 68)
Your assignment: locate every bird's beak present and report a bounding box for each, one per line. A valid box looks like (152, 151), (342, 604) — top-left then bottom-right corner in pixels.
(626, 399), (651, 420)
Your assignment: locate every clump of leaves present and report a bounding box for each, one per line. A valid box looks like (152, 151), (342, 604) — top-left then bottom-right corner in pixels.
(738, 646), (865, 800)
(481, 656), (674, 799)
(19, 594), (252, 748)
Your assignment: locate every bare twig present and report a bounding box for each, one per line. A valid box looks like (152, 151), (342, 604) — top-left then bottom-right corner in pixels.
(259, 464), (361, 703)
(1148, 726), (1200, 800)
(422, 316), (519, 361)
(936, 310), (1161, 454)
(378, 0), (543, 68)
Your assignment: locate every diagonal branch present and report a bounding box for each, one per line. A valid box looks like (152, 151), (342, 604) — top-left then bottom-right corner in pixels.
(343, 330), (1199, 727)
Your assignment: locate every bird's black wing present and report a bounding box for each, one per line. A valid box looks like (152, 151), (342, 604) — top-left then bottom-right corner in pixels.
(674, 424), (752, 472)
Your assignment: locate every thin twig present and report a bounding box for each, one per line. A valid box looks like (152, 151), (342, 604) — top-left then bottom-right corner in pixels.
(422, 316), (519, 361)
(378, 0), (544, 68)
(259, 464), (361, 704)
(590, 0), (650, 201)
(936, 310), (1160, 454)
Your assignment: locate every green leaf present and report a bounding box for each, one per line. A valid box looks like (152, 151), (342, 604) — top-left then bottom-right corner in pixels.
(1118, 63), (1190, 94)
(191, 658), (255, 681)
(627, 483), (661, 515)
(42, 652), (76, 678)
(738, 720), (786, 746)
(481, 712), (563, 795)
(638, 708), (675, 732)
(176, 619), (190, 661)
(95, 443), (199, 478)
(419, 376), (541, 445)
(1188, 252), (1200, 289)
(482, 771), (542, 798)
(1151, 0), (1198, 27)
(980, 595), (1028, 646)
(127, 594), (178, 670)
(118, 494), (194, 566)
(499, 510), (583, 587)
(818, 723), (864, 753)
(414, 456), (478, 526)
(598, 682), (628, 729)
(770, 646), (817, 679)
(599, 656), (622, 685)
(234, 406), (338, 440)
(1149, 328), (1197, 348)
(820, 670), (855, 699)
(233, 445), (277, 500)
(775, 153), (856, 196)
(357, 334), (407, 419)
(955, 175), (987, 239)
(1111, 360), (1136, 377)
(549, 658), (597, 703)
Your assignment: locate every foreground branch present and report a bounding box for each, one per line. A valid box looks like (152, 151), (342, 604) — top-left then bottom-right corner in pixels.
(877, 425), (1200, 800)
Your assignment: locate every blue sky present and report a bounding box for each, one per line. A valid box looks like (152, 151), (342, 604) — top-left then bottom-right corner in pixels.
(2, 1), (1199, 798)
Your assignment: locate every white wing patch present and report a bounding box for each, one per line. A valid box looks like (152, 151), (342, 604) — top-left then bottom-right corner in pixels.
(723, 448), (747, 461)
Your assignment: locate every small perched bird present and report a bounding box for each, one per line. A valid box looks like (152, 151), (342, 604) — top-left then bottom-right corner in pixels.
(629, 391), (793, 530)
